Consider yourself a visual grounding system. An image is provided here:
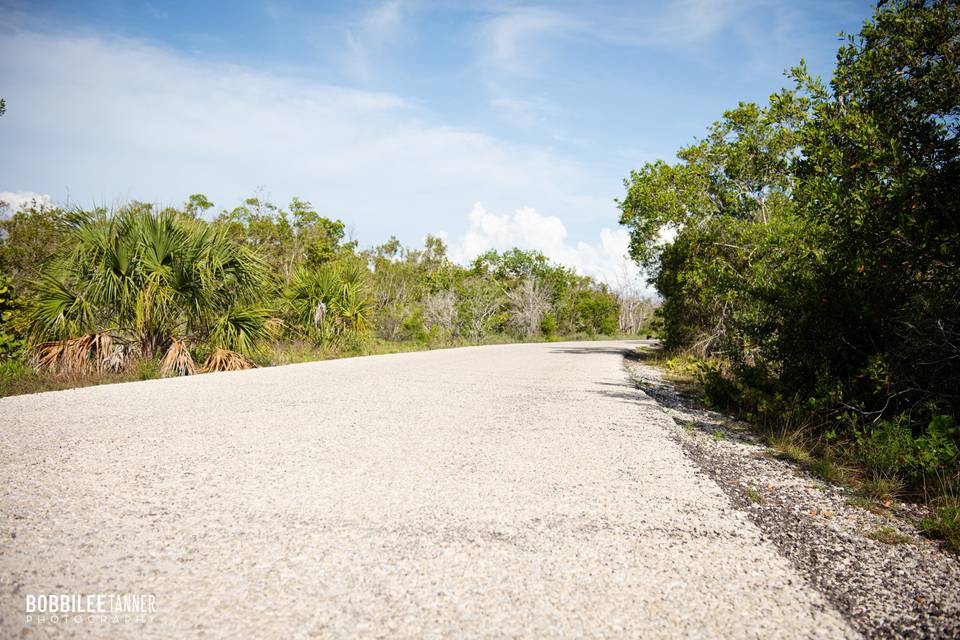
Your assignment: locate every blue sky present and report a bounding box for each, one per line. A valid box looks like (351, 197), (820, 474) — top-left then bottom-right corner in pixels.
(0, 0), (874, 284)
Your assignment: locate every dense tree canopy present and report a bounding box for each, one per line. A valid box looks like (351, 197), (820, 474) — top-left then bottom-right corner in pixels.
(619, 0), (959, 507)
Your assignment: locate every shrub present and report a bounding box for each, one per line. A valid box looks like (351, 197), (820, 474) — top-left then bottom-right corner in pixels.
(540, 313), (557, 337)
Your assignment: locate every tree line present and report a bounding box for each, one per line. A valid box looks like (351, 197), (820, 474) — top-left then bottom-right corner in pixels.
(0, 194), (655, 384)
(619, 0), (958, 545)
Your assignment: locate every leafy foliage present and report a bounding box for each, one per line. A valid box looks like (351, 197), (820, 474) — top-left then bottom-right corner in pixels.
(21, 204), (270, 364)
(619, 0), (959, 513)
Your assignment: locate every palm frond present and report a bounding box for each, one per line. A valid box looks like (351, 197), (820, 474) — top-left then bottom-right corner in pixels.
(30, 333), (112, 374)
(158, 337), (196, 376)
(202, 348), (255, 372)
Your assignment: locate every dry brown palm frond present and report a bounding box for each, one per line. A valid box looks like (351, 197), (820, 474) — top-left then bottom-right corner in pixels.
(31, 340), (68, 372)
(202, 348), (255, 372)
(158, 337), (196, 377)
(31, 333), (113, 374)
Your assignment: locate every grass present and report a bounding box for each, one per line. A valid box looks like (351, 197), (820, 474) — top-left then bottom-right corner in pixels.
(860, 476), (904, 502)
(920, 497), (960, 552)
(846, 495), (889, 516)
(0, 362), (152, 397)
(768, 434), (815, 467)
(866, 525), (914, 545)
(634, 344), (705, 395)
(1, 332), (632, 398)
(744, 487), (764, 504)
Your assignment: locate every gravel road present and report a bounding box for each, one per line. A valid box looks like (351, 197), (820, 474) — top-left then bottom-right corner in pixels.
(1, 340), (856, 638)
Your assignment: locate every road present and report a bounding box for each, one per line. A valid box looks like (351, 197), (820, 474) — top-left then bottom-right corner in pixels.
(0, 340), (855, 638)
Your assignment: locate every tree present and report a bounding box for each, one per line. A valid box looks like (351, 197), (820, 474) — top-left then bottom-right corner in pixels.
(618, 0), (960, 432)
(567, 288), (619, 336)
(214, 194), (348, 283)
(789, 0), (960, 417)
(0, 200), (71, 291)
(184, 193), (214, 218)
(423, 289), (457, 336)
(23, 204), (271, 372)
(456, 276), (505, 341)
(618, 95), (806, 354)
(506, 278), (551, 337)
(0, 272), (22, 361)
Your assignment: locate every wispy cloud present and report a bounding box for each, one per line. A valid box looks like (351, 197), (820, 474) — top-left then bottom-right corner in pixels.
(342, 0), (411, 82)
(478, 0), (744, 76)
(0, 28), (612, 243)
(480, 6), (580, 75)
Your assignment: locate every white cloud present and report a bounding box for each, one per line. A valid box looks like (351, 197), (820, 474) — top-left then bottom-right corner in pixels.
(478, 0), (743, 76)
(481, 7), (580, 75)
(0, 28), (614, 245)
(342, 0), (411, 82)
(0, 191), (52, 212)
(444, 203), (653, 295)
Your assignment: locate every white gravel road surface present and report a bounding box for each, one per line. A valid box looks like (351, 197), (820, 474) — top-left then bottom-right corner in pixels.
(1, 340), (856, 638)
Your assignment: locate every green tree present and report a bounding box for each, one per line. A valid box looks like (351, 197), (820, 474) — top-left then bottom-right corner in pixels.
(0, 201), (71, 291)
(23, 204), (271, 366)
(618, 0), (960, 435)
(618, 97), (806, 354)
(215, 195), (350, 283)
(788, 0), (960, 418)
(0, 272), (23, 361)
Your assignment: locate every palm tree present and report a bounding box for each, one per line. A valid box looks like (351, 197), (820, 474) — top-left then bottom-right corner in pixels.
(23, 204), (271, 374)
(284, 263), (371, 343)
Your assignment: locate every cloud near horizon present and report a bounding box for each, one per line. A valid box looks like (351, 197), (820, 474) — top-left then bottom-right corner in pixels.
(444, 203), (651, 293)
(0, 191), (52, 211)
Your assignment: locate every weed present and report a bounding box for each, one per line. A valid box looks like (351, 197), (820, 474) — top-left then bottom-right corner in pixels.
(919, 497), (960, 553)
(744, 487), (764, 503)
(846, 495), (888, 516)
(768, 434), (814, 467)
(860, 475), (903, 502)
(136, 358), (159, 380)
(866, 525), (913, 545)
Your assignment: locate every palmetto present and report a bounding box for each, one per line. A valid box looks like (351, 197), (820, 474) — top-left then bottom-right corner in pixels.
(284, 263), (370, 342)
(24, 205), (271, 373)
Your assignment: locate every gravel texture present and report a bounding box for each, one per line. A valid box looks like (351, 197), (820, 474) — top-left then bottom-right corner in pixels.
(625, 353), (960, 639)
(1, 340), (855, 638)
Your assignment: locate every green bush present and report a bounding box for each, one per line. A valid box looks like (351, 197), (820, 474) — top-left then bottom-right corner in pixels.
(854, 418), (916, 480)
(0, 273), (24, 361)
(0, 358), (33, 382)
(540, 313), (557, 337)
(136, 359), (159, 381)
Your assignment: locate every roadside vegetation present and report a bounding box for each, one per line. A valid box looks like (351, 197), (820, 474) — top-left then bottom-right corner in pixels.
(0, 194), (657, 397)
(620, 1), (959, 550)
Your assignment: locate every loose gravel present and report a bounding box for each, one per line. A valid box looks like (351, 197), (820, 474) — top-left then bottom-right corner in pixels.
(1, 340), (857, 638)
(625, 353), (960, 639)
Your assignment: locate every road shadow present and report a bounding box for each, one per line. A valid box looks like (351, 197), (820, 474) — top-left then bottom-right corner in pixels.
(549, 344), (652, 357)
(588, 386), (661, 408)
